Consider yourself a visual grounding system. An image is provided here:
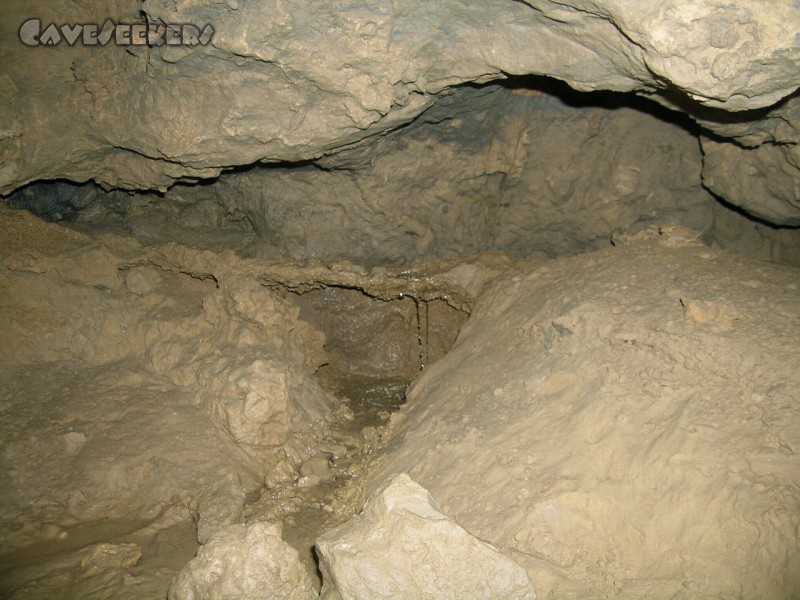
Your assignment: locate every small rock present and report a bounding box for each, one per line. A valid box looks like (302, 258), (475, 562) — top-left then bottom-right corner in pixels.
(318, 443), (349, 463)
(124, 266), (163, 295)
(265, 460), (298, 489)
(681, 297), (738, 332)
(63, 431), (87, 454)
(658, 224), (706, 248)
(300, 456), (332, 480)
(610, 226), (659, 246)
(39, 522), (67, 540)
(168, 523), (316, 600)
(296, 474), (319, 488)
(81, 543), (142, 572)
(195, 472), (246, 545)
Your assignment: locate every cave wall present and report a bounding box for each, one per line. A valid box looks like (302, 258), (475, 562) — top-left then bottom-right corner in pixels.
(2, 0), (799, 227)
(10, 81), (800, 266)
(215, 83), (717, 263)
(0, 206), (339, 548)
(2, 2), (800, 596)
(711, 200), (800, 265)
(7, 83), (719, 264)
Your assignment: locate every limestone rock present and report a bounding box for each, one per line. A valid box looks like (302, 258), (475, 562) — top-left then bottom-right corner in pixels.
(709, 200), (800, 266)
(229, 84), (715, 263)
(1, 0), (798, 225)
(195, 473), (247, 545)
(315, 473), (537, 600)
(169, 523), (317, 600)
(701, 136), (800, 225)
(49, 84), (715, 264)
(365, 244), (800, 599)
(80, 543), (142, 573)
(0, 205), (333, 548)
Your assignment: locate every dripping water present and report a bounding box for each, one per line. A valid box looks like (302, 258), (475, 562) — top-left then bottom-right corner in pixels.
(413, 296), (430, 371)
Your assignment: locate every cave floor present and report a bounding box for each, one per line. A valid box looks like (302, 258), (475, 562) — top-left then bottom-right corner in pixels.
(1, 207), (798, 599)
(0, 371), (403, 598)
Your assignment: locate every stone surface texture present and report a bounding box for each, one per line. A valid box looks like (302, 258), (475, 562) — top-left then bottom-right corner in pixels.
(168, 523), (317, 600)
(367, 239), (800, 599)
(195, 473), (248, 545)
(0, 206), (333, 549)
(10, 84), (722, 264)
(1, 0), (799, 223)
(315, 473), (537, 600)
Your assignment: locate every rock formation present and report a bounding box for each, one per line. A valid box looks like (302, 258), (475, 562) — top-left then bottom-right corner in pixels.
(367, 236), (800, 599)
(1, 1), (799, 599)
(316, 473), (537, 600)
(2, 0), (798, 224)
(169, 523), (317, 600)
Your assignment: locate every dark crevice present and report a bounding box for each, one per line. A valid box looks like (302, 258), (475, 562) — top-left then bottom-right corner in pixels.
(276, 284), (468, 422)
(708, 187), (800, 231)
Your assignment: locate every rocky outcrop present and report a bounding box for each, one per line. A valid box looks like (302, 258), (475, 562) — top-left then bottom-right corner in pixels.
(194, 473), (248, 545)
(2, 1), (798, 222)
(0, 206), (333, 548)
(710, 198), (800, 265)
(700, 94), (800, 226)
(703, 133), (800, 225)
(13, 83), (719, 263)
(366, 238), (800, 598)
(223, 84), (716, 263)
(316, 473), (537, 600)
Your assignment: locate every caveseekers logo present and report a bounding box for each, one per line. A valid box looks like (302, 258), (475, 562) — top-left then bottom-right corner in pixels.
(19, 18), (215, 47)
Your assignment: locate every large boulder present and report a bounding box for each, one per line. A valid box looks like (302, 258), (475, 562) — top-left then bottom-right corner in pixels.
(365, 239), (800, 598)
(315, 473), (537, 600)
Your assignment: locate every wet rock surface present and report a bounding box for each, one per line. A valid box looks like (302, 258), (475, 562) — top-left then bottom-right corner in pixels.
(1, 201), (799, 598)
(2, 1), (800, 576)
(0, 206), (479, 597)
(194, 474), (248, 546)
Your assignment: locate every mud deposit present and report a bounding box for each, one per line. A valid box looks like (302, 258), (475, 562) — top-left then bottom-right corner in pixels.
(0, 206), (472, 598)
(1, 207), (799, 599)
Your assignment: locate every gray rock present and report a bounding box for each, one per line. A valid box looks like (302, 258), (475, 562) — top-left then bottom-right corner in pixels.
(169, 523), (317, 600)
(315, 473), (537, 600)
(701, 136), (800, 225)
(195, 473), (247, 545)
